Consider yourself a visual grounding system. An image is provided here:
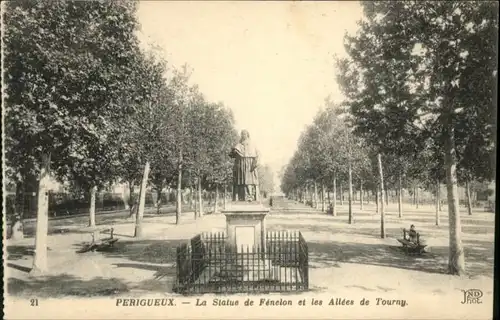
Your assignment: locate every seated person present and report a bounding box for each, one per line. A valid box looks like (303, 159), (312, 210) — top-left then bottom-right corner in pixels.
(408, 224), (427, 247)
(408, 224), (418, 243)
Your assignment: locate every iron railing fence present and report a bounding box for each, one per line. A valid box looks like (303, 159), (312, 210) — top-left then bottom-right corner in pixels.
(175, 230), (308, 294)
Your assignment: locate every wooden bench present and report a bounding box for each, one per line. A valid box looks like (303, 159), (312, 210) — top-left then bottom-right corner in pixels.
(76, 228), (118, 253)
(397, 229), (426, 256)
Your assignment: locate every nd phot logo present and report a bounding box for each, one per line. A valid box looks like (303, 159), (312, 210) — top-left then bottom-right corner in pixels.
(461, 289), (483, 304)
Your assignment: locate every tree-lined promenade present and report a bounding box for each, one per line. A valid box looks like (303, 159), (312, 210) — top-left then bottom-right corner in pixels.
(2, 2), (497, 311)
(3, 1), (276, 275)
(281, 1), (497, 276)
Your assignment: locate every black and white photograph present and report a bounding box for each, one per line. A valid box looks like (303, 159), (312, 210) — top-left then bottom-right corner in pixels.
(2, 1), (497, 319)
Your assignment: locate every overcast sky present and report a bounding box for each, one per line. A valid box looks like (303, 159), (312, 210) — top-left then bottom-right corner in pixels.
(136, 1), (363, 186)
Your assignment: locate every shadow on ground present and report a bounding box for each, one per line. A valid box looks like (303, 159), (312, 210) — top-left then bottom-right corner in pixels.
(21, 205), (191, 238)
(269, 223), (406, 240)
(113, 262), (176, 280)
(7, 270), (177, 298)
(8, 205), (494, 298)
(7, 263), (32, 273)
(7, 274), (130, 297)
(75, 239), (187, 264)
(23, 227), (100, 238)
(306, 238), (493, 278)
(307, 241), (447, 274)
(7, 239), (186, 297)
(430, 238), (495, 277)
(7, 245), (36, 261)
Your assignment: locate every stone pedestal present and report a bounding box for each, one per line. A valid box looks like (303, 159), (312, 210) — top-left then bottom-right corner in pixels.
(222, 202), (269, 253)
(219, 202), (274, 282)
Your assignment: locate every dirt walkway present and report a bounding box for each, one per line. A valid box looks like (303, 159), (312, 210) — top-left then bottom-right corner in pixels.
(5, 202), (494, 302)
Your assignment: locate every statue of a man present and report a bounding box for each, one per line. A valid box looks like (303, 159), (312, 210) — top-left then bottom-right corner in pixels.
(229, 130), (259, 202)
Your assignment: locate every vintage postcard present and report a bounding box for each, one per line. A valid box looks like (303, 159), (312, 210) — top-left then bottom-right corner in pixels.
(2, 1), (496, 319)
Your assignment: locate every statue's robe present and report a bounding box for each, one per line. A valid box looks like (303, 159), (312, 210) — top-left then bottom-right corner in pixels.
(230, 140), (259, 201)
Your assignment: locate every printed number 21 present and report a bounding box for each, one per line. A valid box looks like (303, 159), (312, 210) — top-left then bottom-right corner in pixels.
(30, 298), (38, 306)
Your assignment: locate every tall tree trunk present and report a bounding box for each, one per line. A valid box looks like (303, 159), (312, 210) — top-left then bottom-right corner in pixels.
(302, 187), (307, 204)
(375, 188), (379, 216)
(314, 181), (319, 209)
(378, 154), (386, 239)
(128, 181), (136, 218)
(348, 162), (353, 224)
(121, 186), (129, 210)
(193, 184), (198, 219)
(332, 172), (337, 216)
(321, 183), (325, 212)
(11, 181), (25, 240)
(15, 181), (25, 216)
(360, 180), (364, 210)
(156, 188), (162, 215)
(317, 186), (321, 210)
(304, 186), (308, 205)
(436, 178), (440, 226)
(31, 152), (51, 275)
(175, 156), (182, 225)
(198, 178), (203, 217)
(416, 187), (419, 209)
(189, 187), (194, 209)
(398, 174), (403, 218)
(339, 183), (343, 206)
(413, 186), (416, 206)
(466, 179), (472, 216)
(166, 187), (171, 203)
(135, 161), (150, 238)
(309, 185), (312, 205)
(308, 185), (312, 204)
(89, 186), (97, 227)
(444, 122), (465, 275)
(307, 186), (310, 204)
(306, 185), (312, 207)
(215, 185), (219, 213)
(223, 184), (227, 210)
(327, 187), (331, 204)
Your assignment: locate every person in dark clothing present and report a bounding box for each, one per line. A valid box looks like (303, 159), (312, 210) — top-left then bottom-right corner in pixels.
(408, 224), (418, 243)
